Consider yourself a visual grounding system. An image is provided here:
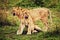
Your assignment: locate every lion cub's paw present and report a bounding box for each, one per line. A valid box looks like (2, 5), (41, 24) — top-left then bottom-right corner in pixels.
(32, 30), (38, 33)
(27, 32), (31, 35)
(17, 30), (22, 35)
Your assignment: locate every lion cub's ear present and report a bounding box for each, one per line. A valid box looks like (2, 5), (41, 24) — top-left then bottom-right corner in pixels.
(13, 7), (19, 10)
(13, 7), (15, 9)
(19, 7), (22, 10)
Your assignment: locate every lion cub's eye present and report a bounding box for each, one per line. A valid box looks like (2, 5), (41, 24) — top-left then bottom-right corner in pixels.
(13, 13), (15, 16)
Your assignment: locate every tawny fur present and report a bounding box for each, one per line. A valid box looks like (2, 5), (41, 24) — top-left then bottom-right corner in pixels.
(12, 7), (52, 34)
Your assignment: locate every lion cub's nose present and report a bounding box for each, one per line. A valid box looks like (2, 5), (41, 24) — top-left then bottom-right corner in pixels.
(25, 16), (28, 19)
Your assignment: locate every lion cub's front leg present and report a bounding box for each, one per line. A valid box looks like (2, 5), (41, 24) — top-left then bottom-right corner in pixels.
(17, 23), (25, 35)
(27, 24), (31, 34)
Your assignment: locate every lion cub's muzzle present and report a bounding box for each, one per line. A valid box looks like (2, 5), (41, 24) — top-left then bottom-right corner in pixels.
(25, 16), (28, 19)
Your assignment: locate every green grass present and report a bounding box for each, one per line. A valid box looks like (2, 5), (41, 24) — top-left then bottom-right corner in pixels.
(0, 25), (60, 40)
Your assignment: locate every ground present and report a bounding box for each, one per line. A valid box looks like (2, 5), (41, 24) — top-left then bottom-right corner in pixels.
(0, 25), (60, 40)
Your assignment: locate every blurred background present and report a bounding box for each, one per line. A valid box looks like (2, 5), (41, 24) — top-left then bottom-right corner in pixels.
(0, 0), (60, 40)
